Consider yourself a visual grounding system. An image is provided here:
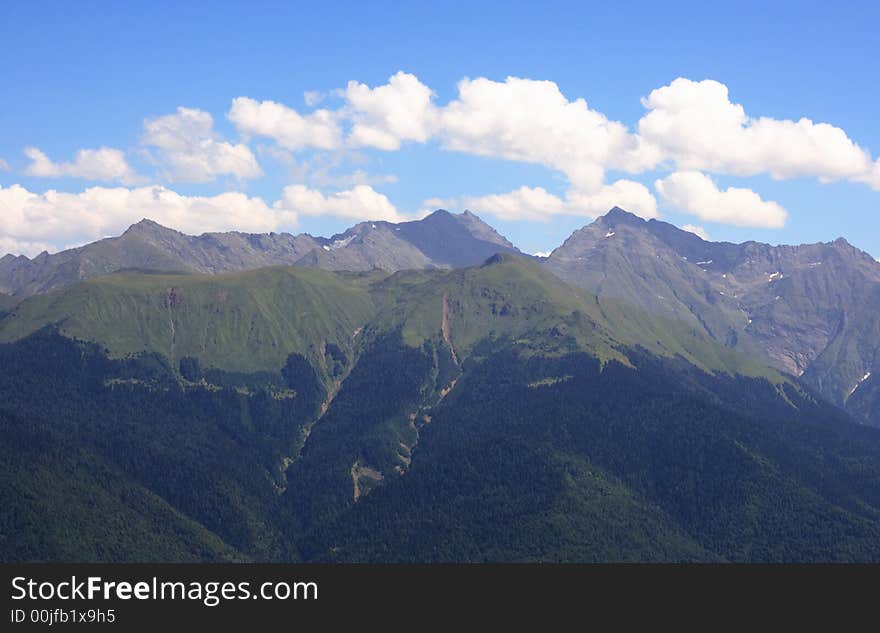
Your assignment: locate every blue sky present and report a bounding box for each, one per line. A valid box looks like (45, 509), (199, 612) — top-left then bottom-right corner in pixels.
(1, 1), (878, 258)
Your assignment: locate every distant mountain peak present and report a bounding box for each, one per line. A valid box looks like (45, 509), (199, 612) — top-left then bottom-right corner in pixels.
(129, 218), (164, 229)
(123, 218), (180, 237)
(600, 207), (647, 226)
(421, 208), (457, 223)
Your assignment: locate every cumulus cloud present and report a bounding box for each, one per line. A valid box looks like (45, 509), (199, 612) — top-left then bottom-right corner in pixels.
(461, 186), (565, 221)
(23, 147), (141, 184)
(655, 171), (787, 228)
(0, 184), (282, 255)
(461, 180), (657, 222)
(12, 72), (880, 245)
(344, 71), (438, 150)
(223, 72), (880, 226)
(639, 78), (879, 188)
(0, 180), (432, 256)
(228, 97), (342, 151)
(142, 107), (262, 183)
(275, 184), (407, 222)
(682, 224), (710, 240)
(567, 180), (659, 218)
(440, 76), (660, 192)
(229, 73), (662, 206)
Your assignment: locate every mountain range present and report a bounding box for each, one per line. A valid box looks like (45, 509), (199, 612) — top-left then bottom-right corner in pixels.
(0, 209), (517, 297)
(3, 207), (877, 426)
(2, 206), (880, 562)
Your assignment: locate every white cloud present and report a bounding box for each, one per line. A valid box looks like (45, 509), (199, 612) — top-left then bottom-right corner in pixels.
(655, 171), (787, 228)
(440, 76), (660, 192)
(275, 184), (407, 222)
(639, 78), (879, 188)
(344, 71), (437, 150)
(234, 72), (662, 192)
(682, 224), (710, 240)
(461, 180), (658, 222)
(0, 158), (9, 171)
(236, 73), (662, 196)
(348, 74), (660, 220)
(567, 180), (659, 218)
(222, 73), (880, 230)
(228, 97), (342, 151)
(23, 147), (141, 184)
(11, 72), (880, 247)
(0, 184), (283, 255)
(462, 186), (565, 222)
(532, 250), (552, 258)
(142, 107), (262, 183)
(0, 181), (418, 256)
(23, 148), (58, 177)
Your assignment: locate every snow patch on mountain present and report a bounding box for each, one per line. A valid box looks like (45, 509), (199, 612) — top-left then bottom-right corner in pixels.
(848, 372), (872, 399)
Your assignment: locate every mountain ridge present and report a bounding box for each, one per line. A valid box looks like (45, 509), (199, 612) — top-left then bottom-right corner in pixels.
(0, 209), (520, 297)
(3, 205), (878, 427)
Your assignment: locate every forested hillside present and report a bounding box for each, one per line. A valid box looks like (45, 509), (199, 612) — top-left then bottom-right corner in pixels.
(3, 254), (880, 562)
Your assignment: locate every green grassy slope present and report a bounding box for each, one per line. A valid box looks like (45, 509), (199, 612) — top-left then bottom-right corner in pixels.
(0, 266), (375, 380)
(0, 255), (789, 393)
(370, 253), (785, 381)
(368, 253), (620, 359)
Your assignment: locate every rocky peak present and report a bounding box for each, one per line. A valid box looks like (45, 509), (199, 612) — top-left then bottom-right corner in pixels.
(418, 209), (459, 228)
(123, 218), (183, 240)
(599, 206), (648, 227)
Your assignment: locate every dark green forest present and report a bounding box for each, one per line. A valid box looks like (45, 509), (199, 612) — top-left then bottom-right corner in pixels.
(3, 327), (880, 562)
